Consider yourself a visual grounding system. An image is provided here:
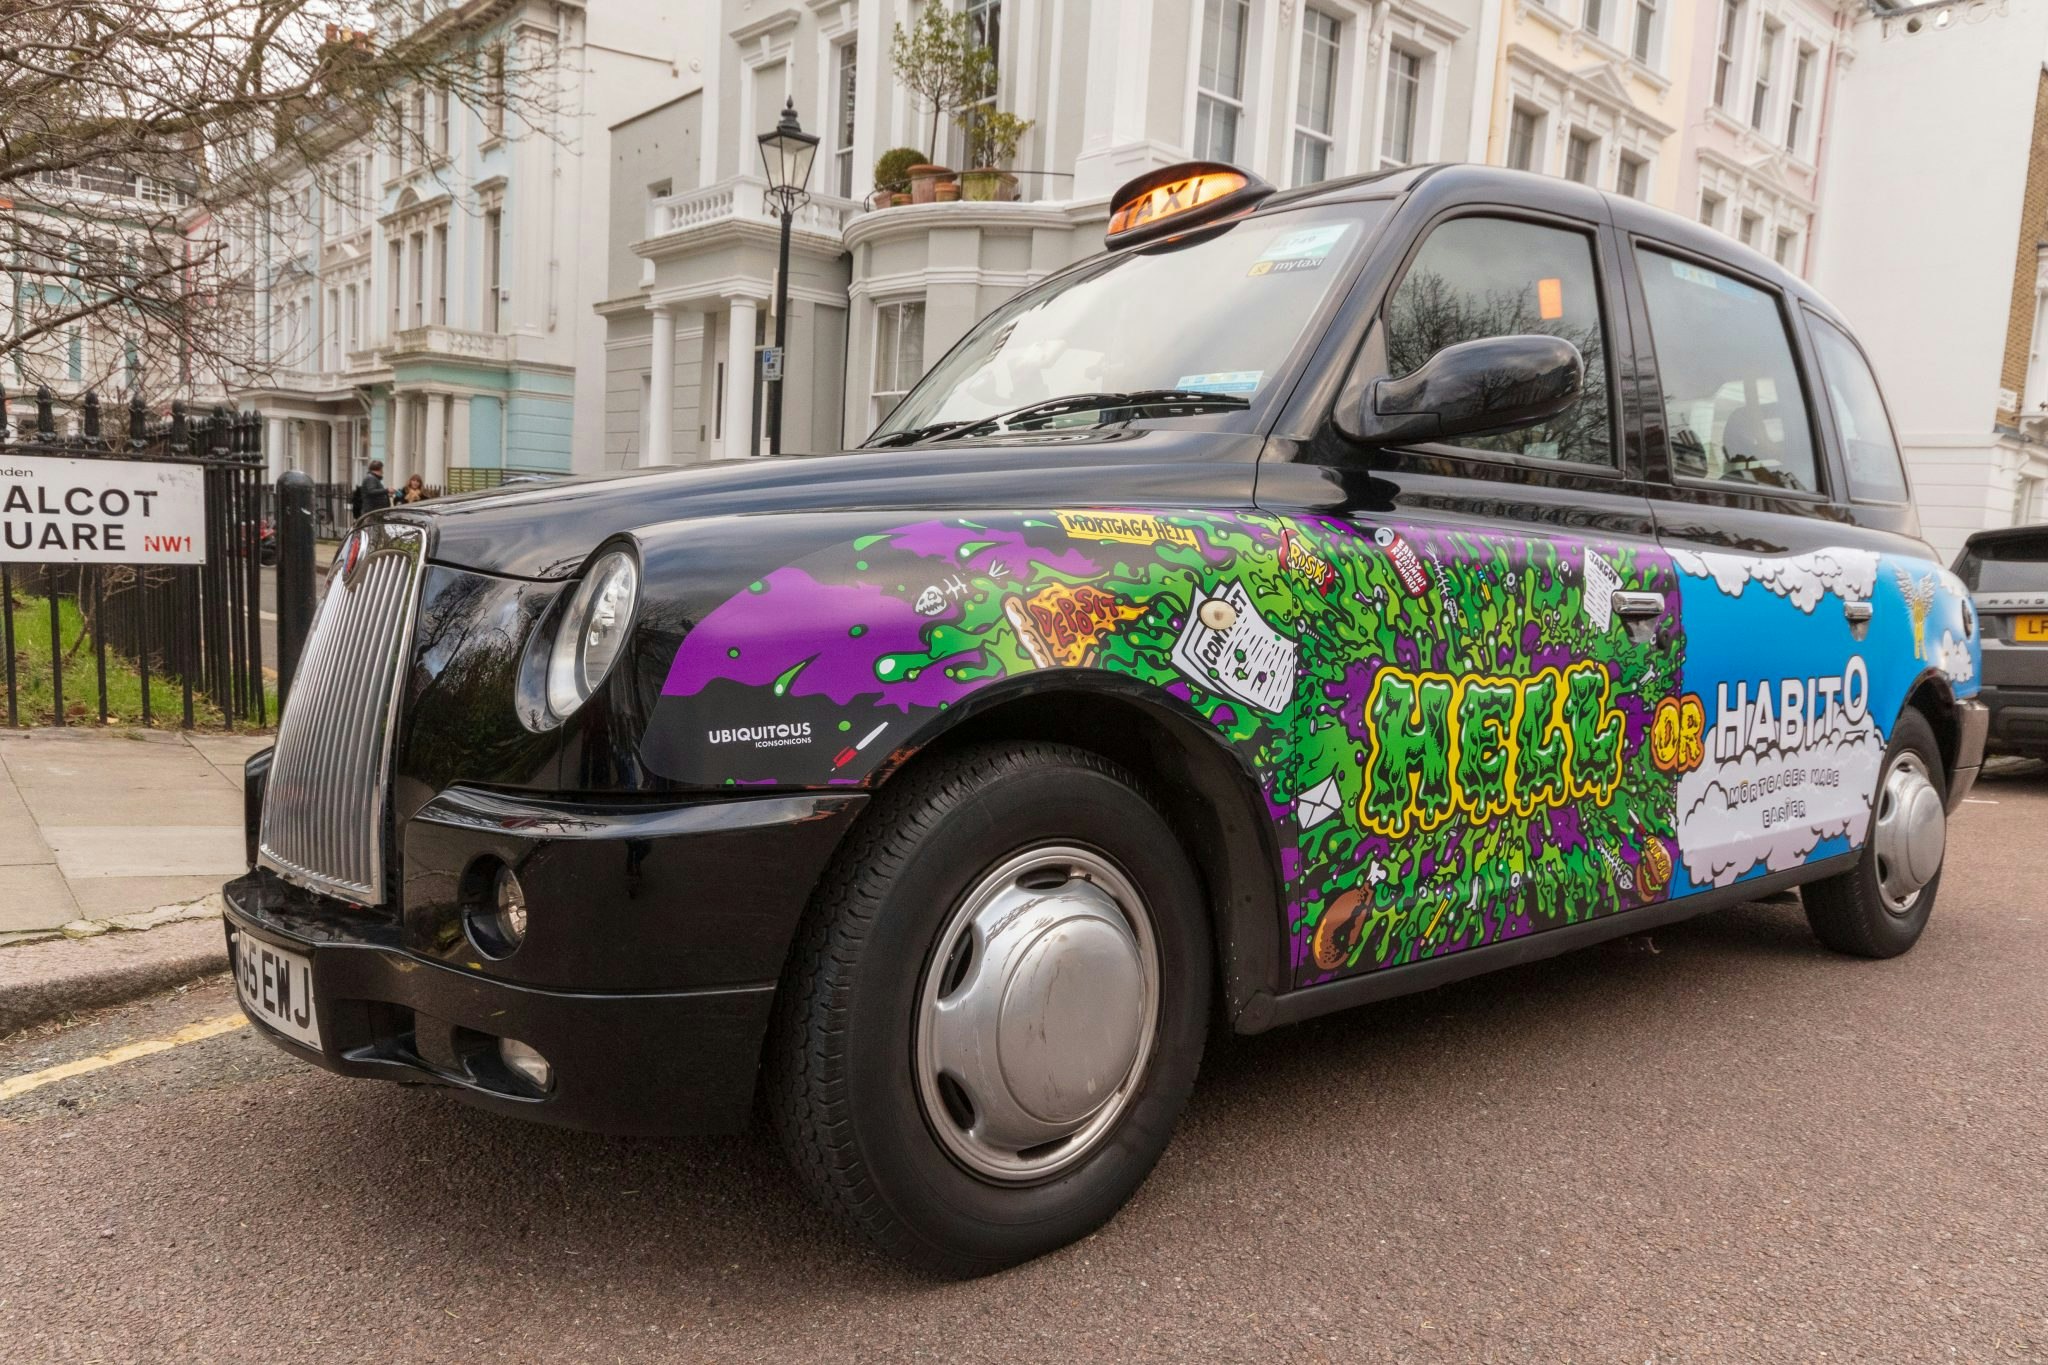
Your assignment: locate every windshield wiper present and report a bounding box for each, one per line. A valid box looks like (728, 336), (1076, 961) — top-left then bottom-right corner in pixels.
(865, 389), (1250, 448)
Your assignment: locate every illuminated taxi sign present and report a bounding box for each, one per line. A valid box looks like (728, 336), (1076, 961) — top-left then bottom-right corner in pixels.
(1104, 161), (1273, 249)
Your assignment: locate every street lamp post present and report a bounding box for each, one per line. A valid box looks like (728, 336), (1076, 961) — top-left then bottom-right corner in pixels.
(757, 97), (819, 456)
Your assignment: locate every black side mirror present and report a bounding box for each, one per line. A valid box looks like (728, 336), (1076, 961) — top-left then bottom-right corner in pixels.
(1342, 334), (1584, 447)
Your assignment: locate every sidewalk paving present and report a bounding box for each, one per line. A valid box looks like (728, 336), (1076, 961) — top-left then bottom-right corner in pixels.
(1, 727), (268, 1030)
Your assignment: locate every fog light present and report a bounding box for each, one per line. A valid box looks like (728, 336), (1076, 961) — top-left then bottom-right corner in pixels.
(466, 863), (528, 958)
(498, 1038), (553, 1092)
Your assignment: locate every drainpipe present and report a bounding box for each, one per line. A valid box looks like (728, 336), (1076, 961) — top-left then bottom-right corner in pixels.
(1803, 6), (1851, 279)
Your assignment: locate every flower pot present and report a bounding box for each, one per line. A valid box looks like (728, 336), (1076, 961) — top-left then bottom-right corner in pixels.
(960, 169), (1019, 203)
(907, 164), (953, 204)
(890, 191), (912, 207)
(934, 179), (961, 202)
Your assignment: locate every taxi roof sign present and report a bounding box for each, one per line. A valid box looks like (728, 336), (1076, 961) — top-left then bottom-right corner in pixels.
(1104, 161), (1273, 250)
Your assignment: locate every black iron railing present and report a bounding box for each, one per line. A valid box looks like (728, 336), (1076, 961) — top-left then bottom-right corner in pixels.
(1, 386), (269, 729)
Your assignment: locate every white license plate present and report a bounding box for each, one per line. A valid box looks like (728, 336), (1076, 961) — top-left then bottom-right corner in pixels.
(232, 932), (322, 1049)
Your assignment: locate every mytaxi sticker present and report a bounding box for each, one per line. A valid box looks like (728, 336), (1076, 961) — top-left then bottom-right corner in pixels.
(1537, 277), (1564, 321)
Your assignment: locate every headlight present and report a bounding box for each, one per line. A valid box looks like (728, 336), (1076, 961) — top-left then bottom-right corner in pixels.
(544, 548), (639, 719)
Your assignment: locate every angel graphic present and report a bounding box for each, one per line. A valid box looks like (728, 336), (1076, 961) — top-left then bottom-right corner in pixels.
(1895, 566), (1937, 660)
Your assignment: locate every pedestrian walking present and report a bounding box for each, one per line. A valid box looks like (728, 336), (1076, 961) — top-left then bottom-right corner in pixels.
(351, 460), (391, 520)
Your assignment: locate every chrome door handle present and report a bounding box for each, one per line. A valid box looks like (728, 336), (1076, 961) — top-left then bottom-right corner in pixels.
(1611, 591), (1666, 618)
(1844, 600), (1874, 623)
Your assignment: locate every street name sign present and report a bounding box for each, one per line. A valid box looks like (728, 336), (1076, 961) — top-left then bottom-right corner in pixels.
(0, 454), (208, 564)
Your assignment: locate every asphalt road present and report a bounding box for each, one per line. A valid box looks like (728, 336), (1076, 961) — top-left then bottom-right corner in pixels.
(4, 763), (2045, 1363)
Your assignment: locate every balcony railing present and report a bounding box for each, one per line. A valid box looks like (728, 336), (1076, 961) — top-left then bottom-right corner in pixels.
(646, 176), (854, 243)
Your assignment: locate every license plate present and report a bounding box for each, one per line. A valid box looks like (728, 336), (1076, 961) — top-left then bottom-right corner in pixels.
(232, 932), (321, 1049)
(2018, 613), (2048, 643)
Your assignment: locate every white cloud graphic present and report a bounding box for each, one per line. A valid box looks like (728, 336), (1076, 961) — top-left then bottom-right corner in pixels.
(1674, 722), (1882, 888)
(1933, 629), (1975, 684)
(1671, 547), (1881, 614)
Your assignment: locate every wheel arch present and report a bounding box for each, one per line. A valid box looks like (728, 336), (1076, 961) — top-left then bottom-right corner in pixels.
(859, 671), (1289, 1029)
(1900, 667), (1961, 780)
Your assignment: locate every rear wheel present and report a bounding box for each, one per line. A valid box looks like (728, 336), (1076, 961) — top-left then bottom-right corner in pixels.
(766, 742), (1211, 1276)
(1802, 708), (1948, 958)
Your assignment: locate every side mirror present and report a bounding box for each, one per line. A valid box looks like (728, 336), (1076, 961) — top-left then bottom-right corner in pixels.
(1343, 334), (1584, 447)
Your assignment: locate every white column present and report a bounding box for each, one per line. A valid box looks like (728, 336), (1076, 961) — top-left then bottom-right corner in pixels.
(424, 392), (449, 488)
(449, 397), (471, 480)
(725, 296), (759, 458)
(646, 303), (675, 466)
(1072, 0), (1160, 198)
(264, 416), (288, 482)
(388, 392), (409, 484)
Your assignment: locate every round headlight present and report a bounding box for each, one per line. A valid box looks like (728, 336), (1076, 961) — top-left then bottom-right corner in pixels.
(545, 549), (639, 719)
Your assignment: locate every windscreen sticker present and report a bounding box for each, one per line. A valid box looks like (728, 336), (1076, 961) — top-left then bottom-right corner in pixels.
(1537, 277), (1565, 321)
(1174, 370), (1263, 395)
(1248, 223), (1352, 275)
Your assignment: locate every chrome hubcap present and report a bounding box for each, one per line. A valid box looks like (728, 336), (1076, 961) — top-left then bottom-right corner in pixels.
(1873, 751), (1945, 916)
(914, 846), (1158, 1184)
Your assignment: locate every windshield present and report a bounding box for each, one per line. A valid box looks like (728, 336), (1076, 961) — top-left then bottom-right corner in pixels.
(870, 202), (1386, 441)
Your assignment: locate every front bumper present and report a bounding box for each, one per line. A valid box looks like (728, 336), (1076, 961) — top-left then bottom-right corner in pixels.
(225, 784), (866, 1136)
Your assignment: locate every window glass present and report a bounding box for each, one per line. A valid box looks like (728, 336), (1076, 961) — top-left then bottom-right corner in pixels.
(1808, 313), (1908, 502)
(1637, 248), (1818, 492)
(1384, 216), (1613, 466)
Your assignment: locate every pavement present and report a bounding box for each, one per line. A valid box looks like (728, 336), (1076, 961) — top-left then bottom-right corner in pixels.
(0, 760), (2043, 1360)
(0, 727), (268, 1029)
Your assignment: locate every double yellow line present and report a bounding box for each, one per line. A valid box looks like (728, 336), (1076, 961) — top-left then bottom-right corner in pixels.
(0, 1013), (248, 1103)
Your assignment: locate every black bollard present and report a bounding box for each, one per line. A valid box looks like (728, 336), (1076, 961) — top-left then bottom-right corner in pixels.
(275, 469), (318, 711)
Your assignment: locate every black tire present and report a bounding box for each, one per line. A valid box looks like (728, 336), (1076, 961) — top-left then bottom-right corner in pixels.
(766, 742), (1211, 1276)
(1802, 708), (1947, 958)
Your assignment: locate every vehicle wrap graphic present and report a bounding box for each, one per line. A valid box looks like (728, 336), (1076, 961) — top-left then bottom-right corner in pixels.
(647, 511), (1978, 989)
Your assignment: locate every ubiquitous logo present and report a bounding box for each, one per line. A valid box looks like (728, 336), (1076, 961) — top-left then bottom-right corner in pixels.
(1373, 526), (1430, 597)
(706, 721), (813, 749)
(1650, 693), (1706, 773)
(1056, 510), (1198, 550)
(1279, 529), (1338, 596)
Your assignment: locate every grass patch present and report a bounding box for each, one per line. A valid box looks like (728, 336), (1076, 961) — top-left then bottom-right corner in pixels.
(1, 591), (274, 730)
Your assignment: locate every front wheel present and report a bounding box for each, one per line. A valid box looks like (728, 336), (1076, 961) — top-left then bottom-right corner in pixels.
(1802, 708), (1949, 958)
(766, 742), (1211, 1276)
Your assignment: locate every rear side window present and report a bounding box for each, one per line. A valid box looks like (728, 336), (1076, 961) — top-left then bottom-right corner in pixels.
(1385, 216), (1614, 467)
(1637, 248), (1820, 494)
(1809, 314), (1910, 503)
(1954, 531), (2048, 592)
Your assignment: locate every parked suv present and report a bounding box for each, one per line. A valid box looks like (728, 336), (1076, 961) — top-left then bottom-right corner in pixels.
(226, 161), (1984, 1275)
(1954, 525), (2048, 756)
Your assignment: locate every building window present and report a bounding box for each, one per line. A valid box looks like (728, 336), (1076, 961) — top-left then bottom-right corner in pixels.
(1632, 0), (1657, 64)
(1714, 0), (1742, 108)
(408, 88), (427, 165)
(1751, 20), (1779, 130)
(485, 46), (507, 137)
(483, 210), (502, 332)
(1582, 0), (1604, 38)
(326, 288), (340, 369)
(953, 0), (1001, 167)
(389, 239), (403, 335)
(1774, 228), (1796, 267)
(1738, 210), (1760, 247)
(346, 283), (360, 352)
(409, 231), (425, 328)
(1381, 46), (1422, 168)
(833, 40), (858, 199)
(434, 85), (450, 156)
(1615, 151), (1646, 199)
(1787, 46), (1813, 153)
(1194, 0), (1251, 163)
(1293, 8), (1341, 183)
(872, 300), (926, 425)
(432, 224), (448, 325)
(1507, 104), (1541, 172)
(1564, 129), (1597, 184)
(1699, 191), (1723, 229)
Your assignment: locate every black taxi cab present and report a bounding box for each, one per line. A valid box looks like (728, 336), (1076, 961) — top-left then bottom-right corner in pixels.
(227, 161), (1985, 1275)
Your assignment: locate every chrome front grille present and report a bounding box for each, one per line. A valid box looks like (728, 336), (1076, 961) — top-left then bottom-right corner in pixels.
(259, 523), (426, 905)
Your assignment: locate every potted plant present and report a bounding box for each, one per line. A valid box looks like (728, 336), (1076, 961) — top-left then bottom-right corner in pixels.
(872, 146), (927, 208)
(890, 5), (992, 199)
(956, 108), (1033, 202)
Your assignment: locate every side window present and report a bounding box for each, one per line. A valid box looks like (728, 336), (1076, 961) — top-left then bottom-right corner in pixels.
(1808, 313), (1910, 503)
(1637, 248), (1820, 493)
(1384, 216), (1614, 467)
